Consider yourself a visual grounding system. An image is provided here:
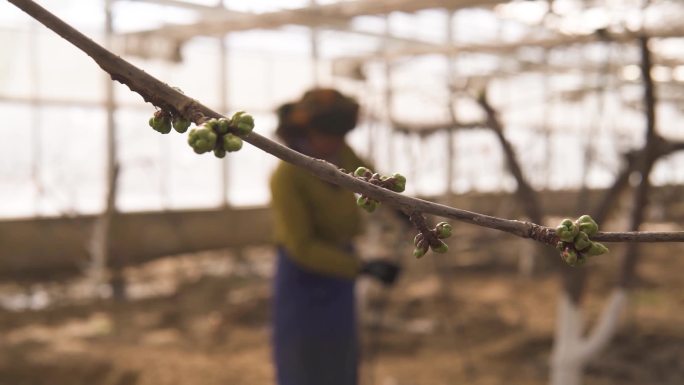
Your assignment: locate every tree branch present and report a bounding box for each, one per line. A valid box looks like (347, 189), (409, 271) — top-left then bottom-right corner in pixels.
(618, 35), (660, 287)
(9, 0), (684, 251)
(477, 91), (544, 224)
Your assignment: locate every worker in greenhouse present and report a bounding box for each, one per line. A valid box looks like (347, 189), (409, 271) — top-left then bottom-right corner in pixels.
(270, 88), (400, 385)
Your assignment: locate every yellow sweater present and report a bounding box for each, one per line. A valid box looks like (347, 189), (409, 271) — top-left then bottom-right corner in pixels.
(270, 144), (368, 279)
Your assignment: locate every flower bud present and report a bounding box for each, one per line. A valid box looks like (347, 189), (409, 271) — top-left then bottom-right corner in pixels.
(188, 127), (217, 154)
(430, 240), (449, 254)
(216, 118), (230, 135)
(214, 148), (226, 158)
(172, 117), (191, 133)
(576, 214), (599, 236)
(149, 114), (172, 134)
(193, 139), (210, 153)
(354, 167), (370, 178)
(413, 246), (428, 259)
(187, 128), (198, 143)
(585, 242), (609, 257)
(435, 222), (452, 239)
(223, 133), (243, 152)
(390, 173), (406, 192)
(231, 111), (255, 135)
(199, 128), (217, 149)
(158, 116), (172, 134)
(573, 231), (592, 251)
(204, 118), (219, 131)
(555, 218), (579, 242)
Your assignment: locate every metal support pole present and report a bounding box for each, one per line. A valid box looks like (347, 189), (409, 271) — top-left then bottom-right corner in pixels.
(29, 21), (43, 215)
(445, 11), (457, 197)
(218, 0), (230, 207)
(384, 14), (394, 171)
(310, 0), (320, 85)
(102, 0), (125, 299)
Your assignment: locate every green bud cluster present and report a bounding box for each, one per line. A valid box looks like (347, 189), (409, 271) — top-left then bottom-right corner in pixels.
(187, 126), (217, 154)
(231, 111), (255, 136)
(380, 173), (406, 193)
(351, 167), (407, 214)
(185, 111), (255, 158)
(412, 221), (452, 259)
(554, 214), (609, 267)
(352, 167), (407, 193)
(149, 107), (194, 135)
(149, 111), (172, 134)
(148, 105), (254, 158)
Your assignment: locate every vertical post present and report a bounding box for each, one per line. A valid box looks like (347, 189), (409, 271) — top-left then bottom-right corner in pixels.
(218, 0), (230, 207)
(445, 10), (457, 197)
(29, 21), (42, 215)
(383, 14), (394, 171)
(541, 48), (552, 189)
(310, 0), (319, 86)
(101, 0), (125, 300)
(619, 35), (658, 288)
(104, 0), (116, 210)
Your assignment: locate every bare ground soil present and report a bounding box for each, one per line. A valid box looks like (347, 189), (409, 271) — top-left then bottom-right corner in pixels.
(0, 236), (683, 385)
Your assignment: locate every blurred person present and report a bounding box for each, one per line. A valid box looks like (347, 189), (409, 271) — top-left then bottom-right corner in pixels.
(270, 88), (400, 385)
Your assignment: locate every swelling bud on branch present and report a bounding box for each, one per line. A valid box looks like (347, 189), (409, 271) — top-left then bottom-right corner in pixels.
(389, 173), (406, 193)
(430, 240), (449, 254)
(230, 111), (255, 136)
(555, 214), (609, 266)
(216, 118), (230, 135)
(435, 222), (452, 239)
(172, 116), (191, 133)
(222, 133), (243, 153)
(556, 218), (579, 242)
(149, 111), (172, 134)
(576, 214), (599, 236)
(188, 127), (217, 154)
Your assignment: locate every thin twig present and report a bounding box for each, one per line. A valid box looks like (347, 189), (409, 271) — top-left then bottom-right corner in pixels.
(9, 0), (684, 248)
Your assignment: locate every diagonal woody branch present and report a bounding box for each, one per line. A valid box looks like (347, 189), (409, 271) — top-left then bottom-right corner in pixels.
(9, 0), (684, 248)
(477, 91), (544, 225)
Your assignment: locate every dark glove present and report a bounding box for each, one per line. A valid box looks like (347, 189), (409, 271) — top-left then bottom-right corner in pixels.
(361, 260), (401, 286)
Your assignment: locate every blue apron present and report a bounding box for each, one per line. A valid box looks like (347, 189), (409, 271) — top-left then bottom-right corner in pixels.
(272, 247), (358, 385)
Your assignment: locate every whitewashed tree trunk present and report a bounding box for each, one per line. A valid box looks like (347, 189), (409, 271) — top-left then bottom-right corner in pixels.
(550, 289), (628, 385)
(87, 165), (118, 294)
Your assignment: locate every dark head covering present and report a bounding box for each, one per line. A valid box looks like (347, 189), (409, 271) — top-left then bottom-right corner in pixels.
(276, 88), (359, 147)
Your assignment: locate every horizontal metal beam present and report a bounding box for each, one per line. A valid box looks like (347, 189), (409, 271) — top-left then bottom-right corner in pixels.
(122, 0), (505, 38)
(115, 0), (506, 59)
(334, 27), (684, 65)
(0, 207), (273, 282)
